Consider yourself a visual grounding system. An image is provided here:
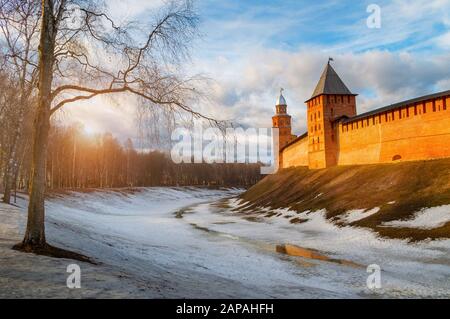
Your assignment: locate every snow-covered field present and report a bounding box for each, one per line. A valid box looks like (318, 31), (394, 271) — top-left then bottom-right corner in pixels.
(1, 188), (449, 298)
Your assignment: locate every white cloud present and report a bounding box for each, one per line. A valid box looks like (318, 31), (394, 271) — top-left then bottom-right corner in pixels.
(193, 48), (450, 135)
(58, 0), (450, 144)
(435, 31), (450, 49)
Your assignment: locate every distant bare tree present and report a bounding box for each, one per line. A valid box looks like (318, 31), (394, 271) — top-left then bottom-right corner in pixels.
(0, 0), (40, 204)
(2, 0), (220, 257)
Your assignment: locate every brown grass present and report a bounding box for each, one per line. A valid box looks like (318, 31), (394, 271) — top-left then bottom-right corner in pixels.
(240, 158), (450, 241)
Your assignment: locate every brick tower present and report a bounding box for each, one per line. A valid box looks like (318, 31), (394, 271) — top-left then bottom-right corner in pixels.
(305, 59), (357, 169)
(272, 89), (293, 150)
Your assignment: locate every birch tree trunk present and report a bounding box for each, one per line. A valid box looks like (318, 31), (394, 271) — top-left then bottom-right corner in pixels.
(20, 0), (56, 248)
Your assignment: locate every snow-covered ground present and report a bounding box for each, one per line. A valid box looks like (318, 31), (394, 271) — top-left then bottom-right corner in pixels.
(381, 205), (450, 229)
(1, 188), (449, 298)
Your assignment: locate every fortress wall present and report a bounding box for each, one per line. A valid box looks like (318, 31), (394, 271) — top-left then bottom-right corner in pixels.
(337, 96), (450, 165)
(281, 136), (309, 168)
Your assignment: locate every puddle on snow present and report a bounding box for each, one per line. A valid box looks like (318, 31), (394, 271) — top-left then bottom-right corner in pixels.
(182, 201), (363, 270)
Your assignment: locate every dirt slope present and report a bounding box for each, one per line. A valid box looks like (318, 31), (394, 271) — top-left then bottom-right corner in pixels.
(240, 159), (450, 241)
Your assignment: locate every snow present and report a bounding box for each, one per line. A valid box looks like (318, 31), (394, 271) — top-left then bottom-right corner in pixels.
(1, 188), (449, 298)
(182, 201), (450, 298)
(0, 202), (154, 298)
(337, 207), (381, 224)
(382, 205), (450, 229)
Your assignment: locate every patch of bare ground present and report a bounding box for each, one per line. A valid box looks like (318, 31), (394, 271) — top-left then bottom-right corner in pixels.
(240, 158), (450, 241)
(12, 242), (95, 264)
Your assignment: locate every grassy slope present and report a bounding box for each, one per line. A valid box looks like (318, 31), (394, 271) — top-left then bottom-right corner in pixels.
(240, 158), (450, 241)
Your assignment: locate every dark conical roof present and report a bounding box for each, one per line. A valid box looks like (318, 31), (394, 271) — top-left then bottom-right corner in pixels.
(308, 62), (355, 101)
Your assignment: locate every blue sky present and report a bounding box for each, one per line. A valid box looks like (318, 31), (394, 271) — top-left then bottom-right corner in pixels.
(197, 0), (449, 55)
(68, 0), (450, 139)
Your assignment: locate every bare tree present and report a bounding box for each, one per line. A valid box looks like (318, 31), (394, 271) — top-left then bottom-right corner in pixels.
(4, 0), (219, 257)
(0, 0), (40, 204)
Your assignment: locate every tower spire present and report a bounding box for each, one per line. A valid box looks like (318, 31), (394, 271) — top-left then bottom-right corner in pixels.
(276, 88), (287, 106)
(272, 89), (293, 149)
(308, 60), (355, 101)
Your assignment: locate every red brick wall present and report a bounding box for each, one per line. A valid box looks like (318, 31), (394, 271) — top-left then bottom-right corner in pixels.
(337, 96), (450, 165)
(281, 136), (308, 168)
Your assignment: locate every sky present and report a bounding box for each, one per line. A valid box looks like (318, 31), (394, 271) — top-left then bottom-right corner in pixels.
(64, 0), (450, 143)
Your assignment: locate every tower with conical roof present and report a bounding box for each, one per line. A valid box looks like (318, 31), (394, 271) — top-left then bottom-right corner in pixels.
(305, 59), (358, 168)
(272, 88), (294, 150)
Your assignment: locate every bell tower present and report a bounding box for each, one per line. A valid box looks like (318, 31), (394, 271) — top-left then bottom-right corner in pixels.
(272, 88), (293, 150)
(305, 59), (357, 169)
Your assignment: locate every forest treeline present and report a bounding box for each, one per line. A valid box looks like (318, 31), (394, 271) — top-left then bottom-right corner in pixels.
(1, 100), (262, 199)
(46, 125), (262, 189)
